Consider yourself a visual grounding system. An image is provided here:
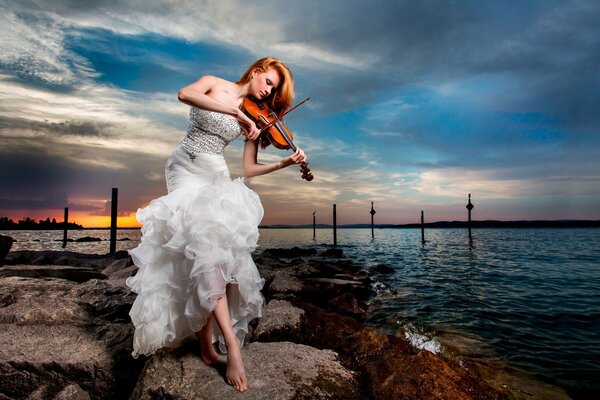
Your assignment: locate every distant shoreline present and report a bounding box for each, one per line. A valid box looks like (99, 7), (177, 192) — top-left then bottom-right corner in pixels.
(2, 219), (600, 230)
(260, 220), (600, 229)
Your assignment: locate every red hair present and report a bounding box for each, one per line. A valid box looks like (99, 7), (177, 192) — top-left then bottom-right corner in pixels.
(238, 57), (295, 148)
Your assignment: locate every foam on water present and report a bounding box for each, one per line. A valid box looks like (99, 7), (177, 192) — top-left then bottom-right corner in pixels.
(402, 323), (443, 354)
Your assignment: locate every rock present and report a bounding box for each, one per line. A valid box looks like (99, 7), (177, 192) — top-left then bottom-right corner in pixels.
(74, 236), (102, 242)
(131, 341), (361, 400)
(106, 265), (138, 289)
(101, 258), (133, 276)
(261, 247), (317, 259)
(3, 250), (130, 270)
(268, 271), (303, 294)
(0, 265), (104, 283)
(0, 277), (142, 400)
(255, 300), (305, 342)
(54, 383), (91, 400)
(329, 291), (368, 317)
(363, 338), (503, 400)
(319, 248), (344, 257)
(370, 263), (395, 274)
(0, 235), (13, 266)
(26, 385), (52, 400)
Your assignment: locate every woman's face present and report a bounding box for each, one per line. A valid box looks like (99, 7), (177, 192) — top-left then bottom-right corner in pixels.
(251, 68), (281, 100)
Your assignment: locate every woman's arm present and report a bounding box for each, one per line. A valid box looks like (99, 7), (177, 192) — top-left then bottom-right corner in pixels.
(178, 76), (260, 139)
(178, 76), (239, 116)
(243, 140), (307, 178)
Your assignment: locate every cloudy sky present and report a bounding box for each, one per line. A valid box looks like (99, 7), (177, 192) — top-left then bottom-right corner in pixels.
(1, 0), (599, 227)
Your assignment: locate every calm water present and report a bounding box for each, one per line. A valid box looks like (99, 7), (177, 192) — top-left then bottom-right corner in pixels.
(6, 228), (600, 398)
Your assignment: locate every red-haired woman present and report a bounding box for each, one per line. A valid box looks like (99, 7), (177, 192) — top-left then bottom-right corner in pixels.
(127, 57), (306, 392)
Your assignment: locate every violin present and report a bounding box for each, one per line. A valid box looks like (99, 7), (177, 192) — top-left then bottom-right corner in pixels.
(242, 96), (314, 181)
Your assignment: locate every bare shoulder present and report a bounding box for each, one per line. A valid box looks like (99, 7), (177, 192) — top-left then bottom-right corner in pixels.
(197, 75), (235, 89)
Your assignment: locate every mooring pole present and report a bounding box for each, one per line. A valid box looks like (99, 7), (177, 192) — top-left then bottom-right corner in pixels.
(370, 202), (376, 239)
(62, 207), (69, 248)
(421, 210), (425, 244)
(466, 193), (474, 242)
(110, 188), (118, 254)
(313, 211), (316, 239)
(333, 203), (337, 246)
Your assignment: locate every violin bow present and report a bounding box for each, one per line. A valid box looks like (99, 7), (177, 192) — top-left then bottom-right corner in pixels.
(258, 97), (310, 133)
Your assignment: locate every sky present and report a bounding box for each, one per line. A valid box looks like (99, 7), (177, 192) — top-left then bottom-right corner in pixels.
(1, 0), (599, 227)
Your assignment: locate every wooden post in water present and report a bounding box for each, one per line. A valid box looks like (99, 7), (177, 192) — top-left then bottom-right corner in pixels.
(466, 193), (474, 242)
(110, 188), (118, 254)
(370, 202), (376, 239)
(421, 210), (425, 243)
(62, 207), (68, 248)
(333, 203), (337, 246)
(313, 211), (316, 239)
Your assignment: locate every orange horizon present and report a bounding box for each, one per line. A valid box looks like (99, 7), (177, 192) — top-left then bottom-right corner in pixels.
(0, 210), (141, 229)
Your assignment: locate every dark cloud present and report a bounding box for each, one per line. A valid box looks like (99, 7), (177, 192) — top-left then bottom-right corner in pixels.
(0, 117), (117, 138)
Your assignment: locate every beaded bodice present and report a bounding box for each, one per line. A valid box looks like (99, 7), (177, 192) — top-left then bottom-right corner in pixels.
(180, 107), (243, 157)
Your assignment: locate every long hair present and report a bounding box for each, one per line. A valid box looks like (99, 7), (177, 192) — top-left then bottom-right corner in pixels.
(238, 57), (295, 148)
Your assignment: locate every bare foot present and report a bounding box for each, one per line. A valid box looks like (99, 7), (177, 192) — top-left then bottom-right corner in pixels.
(226, 342), (248, 392)
(199, 339), (219, 366)
(195, 328), (219, 365)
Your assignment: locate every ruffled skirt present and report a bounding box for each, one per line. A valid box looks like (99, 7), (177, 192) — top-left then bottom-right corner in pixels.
(126, 147), (265, 358)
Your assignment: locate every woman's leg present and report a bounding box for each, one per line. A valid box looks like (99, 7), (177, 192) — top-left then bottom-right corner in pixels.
(195, 314), (219, 365)
(212, 292), (248, 393)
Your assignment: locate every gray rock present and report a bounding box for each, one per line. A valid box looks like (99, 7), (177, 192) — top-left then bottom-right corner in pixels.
(0, 277), (142, 400)
(269, 271), (303, 294)
(4, 250), (129, 270)
(255, 300), (305, 342)
(54, 384), (91, 400)
(132, 341), (361, 400)
(101, 258), (133, 276)
(106, 265), (138, 289)
(0, 264), (104, 283)
(0, 235), (13, 266)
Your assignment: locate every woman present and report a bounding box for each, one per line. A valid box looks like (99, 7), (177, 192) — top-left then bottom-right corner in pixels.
(126, 57), (306, 393)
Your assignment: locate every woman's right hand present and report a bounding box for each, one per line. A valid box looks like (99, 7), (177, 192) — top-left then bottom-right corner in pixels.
(237, 110), (260, 140)
(280, 147), (307, 168)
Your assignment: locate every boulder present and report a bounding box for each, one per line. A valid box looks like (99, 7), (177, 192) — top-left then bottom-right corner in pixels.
(3, 250), (130, 270)
(254, 300), (305, 342)
(0, 277), (142, 400)
(131, 341), (361, 400)
(0, 235), (13, 266)
(267, 271), (303, 294)
(0, 265), (104, 283)
(260, 247), (317, 259)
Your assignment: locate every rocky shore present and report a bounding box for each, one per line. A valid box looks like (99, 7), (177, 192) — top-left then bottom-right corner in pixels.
(0, 236), (508, 399)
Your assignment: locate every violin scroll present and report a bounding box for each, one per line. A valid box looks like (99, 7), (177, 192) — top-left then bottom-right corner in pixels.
(300, 162), (313, 181)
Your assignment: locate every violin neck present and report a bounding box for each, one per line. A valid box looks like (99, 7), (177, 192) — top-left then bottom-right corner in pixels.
(271, 115), (297, 152)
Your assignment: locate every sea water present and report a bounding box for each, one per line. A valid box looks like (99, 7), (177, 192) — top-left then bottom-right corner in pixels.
(5, 227), (600, 398)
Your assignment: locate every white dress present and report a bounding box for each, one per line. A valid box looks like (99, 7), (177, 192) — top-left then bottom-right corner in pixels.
(126, 107), (265, 358)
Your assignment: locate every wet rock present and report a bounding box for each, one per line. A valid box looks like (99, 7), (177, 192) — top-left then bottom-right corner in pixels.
(0, 235), (13, 266)
(329, 291), (368, 317)
(261, 247), (317, 259)
(0, 265), (104, 283)
(319, 248), (344, 257)
(0, 277), (142, 400)
(131, 341), (361, 400)
(363, 338), (504, 400)
(370, 263), (395, 274)
(255, 300), (305, 342)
